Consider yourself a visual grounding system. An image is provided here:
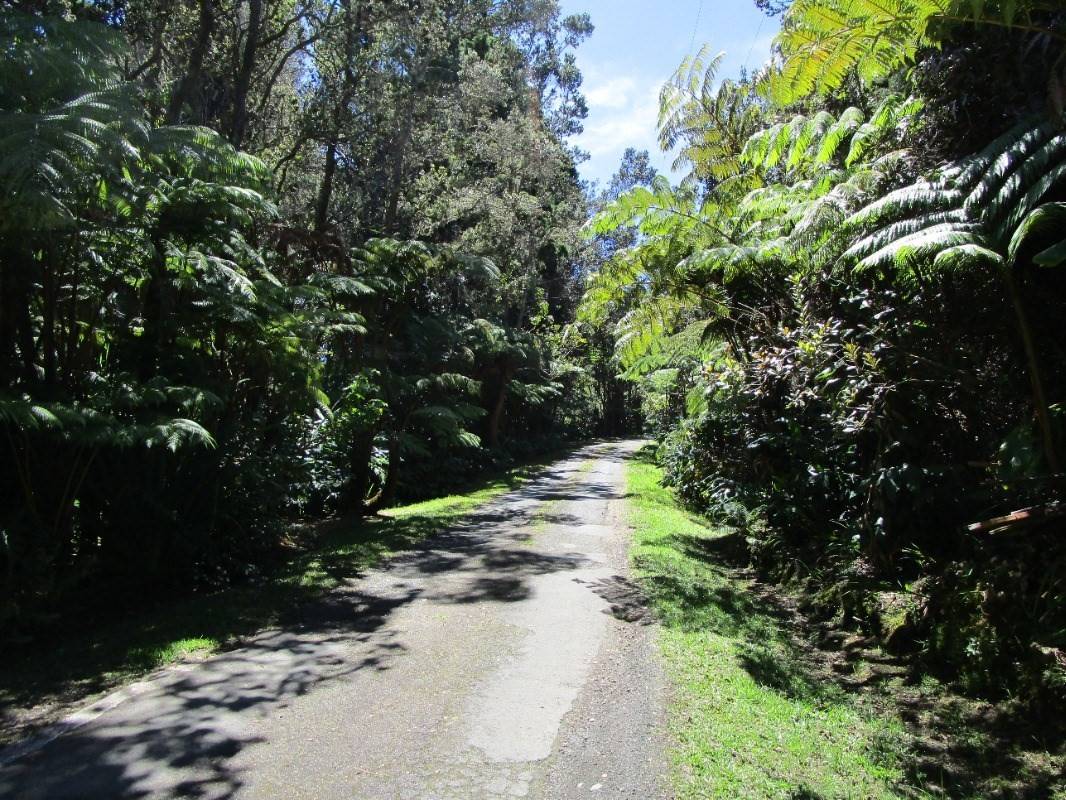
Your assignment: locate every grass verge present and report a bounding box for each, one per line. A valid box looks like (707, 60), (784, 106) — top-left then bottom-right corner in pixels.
(0, 456), (550, 745)
(625, 451), (919, 799)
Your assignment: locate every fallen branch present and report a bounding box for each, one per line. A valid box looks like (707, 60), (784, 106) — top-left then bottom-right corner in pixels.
(967, 502), (1065, 535)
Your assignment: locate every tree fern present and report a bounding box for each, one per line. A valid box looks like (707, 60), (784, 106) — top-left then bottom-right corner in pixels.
(613, 295), (693, 375)
(0, 13), (145, 231)
(658, 45), (765, 189)
(583, 56), (924, 382)
(741, 96), (921, 178)
(0, 395), (216, 451)
(839, 117), (1066, 471)
(768, 0), (1056, 104)
(769, 0), (947, 104)
(843, 119), (1066, 276)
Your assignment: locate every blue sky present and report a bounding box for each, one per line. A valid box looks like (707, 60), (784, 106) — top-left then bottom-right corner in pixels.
(559, 0), (779, 188)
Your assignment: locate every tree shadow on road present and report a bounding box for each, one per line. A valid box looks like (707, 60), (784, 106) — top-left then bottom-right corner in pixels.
(578, 574), (656, 624)
(0, 443), (635, 798)
(0, 452), (574, 743)
(0, 590), (418, 799)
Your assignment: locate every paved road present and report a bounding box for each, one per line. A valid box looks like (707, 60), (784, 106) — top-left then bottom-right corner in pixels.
(0, 441), (668, 799)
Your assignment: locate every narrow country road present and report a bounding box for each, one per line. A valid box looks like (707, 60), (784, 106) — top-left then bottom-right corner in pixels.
(0, 441), (668, 800)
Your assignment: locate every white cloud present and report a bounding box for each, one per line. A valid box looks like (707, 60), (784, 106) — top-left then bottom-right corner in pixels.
(582, 76), (637, 110)
(573, 40), (779, 187)
(574, 77), (674, 187)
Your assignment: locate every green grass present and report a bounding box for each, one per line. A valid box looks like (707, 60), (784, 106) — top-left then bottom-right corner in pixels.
(625, 453), (921, 800)
(0, 457), (549, 742)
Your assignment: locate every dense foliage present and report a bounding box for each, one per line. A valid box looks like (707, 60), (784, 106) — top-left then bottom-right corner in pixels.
(582, 6), (1066, 705)
(0, 0), (630, 630)
(6, 0), (1065, 725)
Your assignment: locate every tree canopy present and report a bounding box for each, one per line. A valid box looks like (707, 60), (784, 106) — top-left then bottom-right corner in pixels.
(0, 0), (625, 627)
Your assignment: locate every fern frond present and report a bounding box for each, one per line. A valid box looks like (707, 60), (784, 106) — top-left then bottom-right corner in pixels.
(843, 119), (1066, 279)
(932, 243), (1005, 271)
(855, 223), (986, 272)
(816, 106), (865, 164)
(614, 295), (688, 373)
(769, 0), (950, 104)
(843, 209), (971, 263)
(1007, 202), (1066, 263)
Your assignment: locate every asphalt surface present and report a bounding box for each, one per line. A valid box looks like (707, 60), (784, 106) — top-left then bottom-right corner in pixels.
(0, 440), (668, 799)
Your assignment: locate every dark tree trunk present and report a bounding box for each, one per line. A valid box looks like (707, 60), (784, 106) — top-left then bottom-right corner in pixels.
(348, 430), (376, 514)
(484, 367), (514, 448)
(313, 1), (367, 233)
(1004, 269), (1060, 473)
(0, 244), (24, 390)
(229, 0), (264, 147)
(139, 235), (171, 380)
(13, 261), (37, 388)
(40, 253), (57, 390)
(314, 140), (338, 233)
(368, 434), (400, 512)
(383, 110), (414, 235)
(166, 0), (217, 124)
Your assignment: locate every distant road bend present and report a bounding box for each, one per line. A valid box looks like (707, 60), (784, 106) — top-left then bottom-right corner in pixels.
(0, 440), (668, 799)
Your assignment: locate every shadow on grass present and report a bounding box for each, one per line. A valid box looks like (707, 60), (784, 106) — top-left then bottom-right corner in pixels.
(637, 531), (841, 706)
(643, 503), (1065, 798)
(894, 692), (1066, 799)
(633, 442), (658, 465)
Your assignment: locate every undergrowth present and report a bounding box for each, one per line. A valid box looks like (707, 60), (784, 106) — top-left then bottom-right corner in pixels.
(627, 447), (1066, 799)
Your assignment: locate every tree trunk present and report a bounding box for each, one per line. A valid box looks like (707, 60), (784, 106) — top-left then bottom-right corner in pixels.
(313, 1), (367, 233)
(139, 235), (171, 380)
(348, 430), (376, 514)
(314, 139), (338, 233)
(0, 244), (22, 389)
(0, 242), (38, 389)
(383, 109), (414, 235)
(40, 251), (57, 390)
(1004, 269), (1060, 473)
(485, 367), (513, 448)
(166, 0), (217, 124)
(14, 271), (36, 388)
(367, 434), (400, 512)
(229, 0), (264, 147)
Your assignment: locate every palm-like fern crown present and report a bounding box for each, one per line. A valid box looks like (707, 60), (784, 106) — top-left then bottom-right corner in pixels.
(0, 13), (126, 111)
(742, 95), (922, 177)
(731, 94), (923, 266)
(770, 0), (949, 104)
(578, 90), (924, 374)
(659, 44), (765, 190)
(768, 0), (1052, 104)
(841, 119), (1066, 276)
(0, 11), (286, 452)
(0, 11), (271, 233)
(0, 13), (145, 230)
